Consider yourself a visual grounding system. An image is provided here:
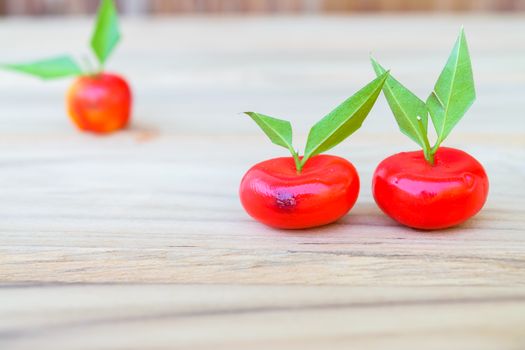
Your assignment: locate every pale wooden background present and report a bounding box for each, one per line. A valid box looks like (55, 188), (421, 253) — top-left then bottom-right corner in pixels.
(0, 15), (524, 350)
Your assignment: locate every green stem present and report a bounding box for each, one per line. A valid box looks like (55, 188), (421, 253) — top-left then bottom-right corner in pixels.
(96, 61), (104, 75)
(417, 116), (434, 165)
(82, 56), (94, 76)
(298, 154), (312, 174)
(430, 140), (441, 155)
(82, 55), (103, 76)
(290, 148), (303, 174)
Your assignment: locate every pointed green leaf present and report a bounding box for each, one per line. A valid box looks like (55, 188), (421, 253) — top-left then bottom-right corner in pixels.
(245, 112), (303, 172)
(245, 112), (294, 151)
(2, 55), (83, 80)
(91, 0), (121, 65)
(427, 28), (476, 147)
(371, 57), (429, 149)
(302, 72), (389, 165)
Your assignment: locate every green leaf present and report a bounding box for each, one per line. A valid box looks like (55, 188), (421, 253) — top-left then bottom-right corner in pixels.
(427, 27), (476, 149)
(244, 112), (293, 150)
(91, 0), (121, 66)
(371, 57), (429, 149)
(245, 111), (302, 172)
(2, 55), (83, 80)
(301, 72), (389, 166)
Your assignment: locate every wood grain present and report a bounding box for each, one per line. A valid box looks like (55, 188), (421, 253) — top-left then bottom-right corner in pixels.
(2, 284), (525, 350)
(0, 15), (524, 350)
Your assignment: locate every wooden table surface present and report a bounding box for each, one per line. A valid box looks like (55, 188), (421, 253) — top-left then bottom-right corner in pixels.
(1, 15), (524, 350)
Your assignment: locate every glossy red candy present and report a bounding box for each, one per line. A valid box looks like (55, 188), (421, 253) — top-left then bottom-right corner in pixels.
(240, 154), (360, 229)
(67, 72), (132, 133)
(373, 147), (489, 230)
